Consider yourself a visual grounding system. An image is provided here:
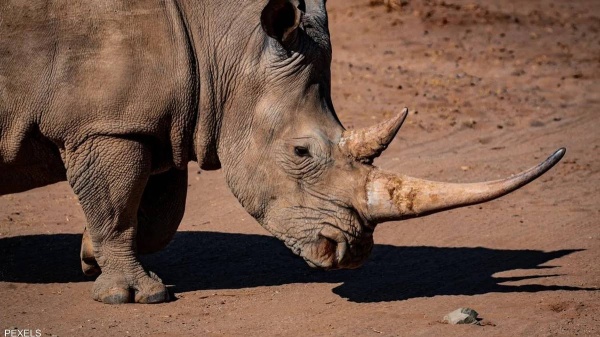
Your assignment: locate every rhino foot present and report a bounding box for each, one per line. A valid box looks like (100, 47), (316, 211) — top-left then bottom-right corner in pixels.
(92, 272), (169, 304)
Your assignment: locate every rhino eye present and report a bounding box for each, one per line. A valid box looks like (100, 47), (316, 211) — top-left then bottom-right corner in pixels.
(294, 146), (311, 157)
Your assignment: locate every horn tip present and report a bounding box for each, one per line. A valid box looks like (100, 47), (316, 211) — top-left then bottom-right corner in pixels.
(550, 147), (566, 163)
(399, 107), (409, 121)
(536, 147), (566, 176)
(391, 108), (409, 129)
(548, 147), (567, 162)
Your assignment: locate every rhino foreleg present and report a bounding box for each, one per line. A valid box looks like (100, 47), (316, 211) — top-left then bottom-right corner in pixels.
(66, 136), (169, 304)
(79, 168), (187, 277)
(136, 168), (187, 254)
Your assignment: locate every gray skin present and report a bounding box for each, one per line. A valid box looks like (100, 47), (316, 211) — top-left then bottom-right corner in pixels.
(0, 0), (564, 304)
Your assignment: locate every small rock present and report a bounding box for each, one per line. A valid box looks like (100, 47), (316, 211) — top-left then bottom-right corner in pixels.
(443, 307), (480, 325)
(529, 120), (545, 127)
(462, 119), (477, 128)
(511, 69), (526, 76)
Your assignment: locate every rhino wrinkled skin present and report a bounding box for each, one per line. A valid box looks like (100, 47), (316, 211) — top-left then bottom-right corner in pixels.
(0, 0), (564, 304)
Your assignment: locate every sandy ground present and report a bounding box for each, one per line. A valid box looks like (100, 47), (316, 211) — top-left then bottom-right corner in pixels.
(1, 0), (599, 336)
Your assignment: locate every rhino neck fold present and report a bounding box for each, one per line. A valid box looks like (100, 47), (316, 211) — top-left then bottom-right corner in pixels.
(178, 0), (278, 218)
(177, 0), (265, 171)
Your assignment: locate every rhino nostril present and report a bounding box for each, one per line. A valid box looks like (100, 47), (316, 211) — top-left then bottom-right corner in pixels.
(318, 226), (348, 266)
(317, 234), (337, 260)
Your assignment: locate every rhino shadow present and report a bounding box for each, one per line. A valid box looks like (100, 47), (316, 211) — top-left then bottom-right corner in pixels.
(0, 231), (594, 302)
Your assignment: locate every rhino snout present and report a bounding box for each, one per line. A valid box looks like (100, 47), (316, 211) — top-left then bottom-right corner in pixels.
(302, 224), (373, 270)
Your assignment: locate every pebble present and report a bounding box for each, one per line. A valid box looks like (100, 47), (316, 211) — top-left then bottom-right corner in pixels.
(529, 120), (545, 127)
(443, 307), (480, 325)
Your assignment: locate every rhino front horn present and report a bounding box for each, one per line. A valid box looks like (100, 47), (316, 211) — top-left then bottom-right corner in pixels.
(364, 148), (566, 222)
(340, 108), (408, 162)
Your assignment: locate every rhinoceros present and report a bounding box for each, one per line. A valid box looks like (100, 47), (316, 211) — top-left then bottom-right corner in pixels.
(0, 0), (564, 304)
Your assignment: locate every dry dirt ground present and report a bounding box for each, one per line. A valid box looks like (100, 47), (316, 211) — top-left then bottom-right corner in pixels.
(1, 0), (599, 336)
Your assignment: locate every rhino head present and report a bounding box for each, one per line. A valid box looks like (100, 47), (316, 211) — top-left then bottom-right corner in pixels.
(204, 0), (565, 270)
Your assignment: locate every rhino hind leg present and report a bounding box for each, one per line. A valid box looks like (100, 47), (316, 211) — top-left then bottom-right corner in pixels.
(0, 133), (67, 195)
(66, 136), (169, 304)
(80, 227), (101, 276)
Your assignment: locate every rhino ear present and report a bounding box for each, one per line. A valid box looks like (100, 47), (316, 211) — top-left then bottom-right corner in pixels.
(261, 0), (302, 44)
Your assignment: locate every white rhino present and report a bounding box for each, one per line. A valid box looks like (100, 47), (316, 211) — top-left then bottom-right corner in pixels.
(0, 0), (565, 303)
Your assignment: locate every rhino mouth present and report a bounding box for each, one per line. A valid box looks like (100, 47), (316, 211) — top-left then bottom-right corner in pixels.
(301, 224), (372, 270)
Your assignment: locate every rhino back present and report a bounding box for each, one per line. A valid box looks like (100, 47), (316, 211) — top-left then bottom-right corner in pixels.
(0, 0), (197, 171)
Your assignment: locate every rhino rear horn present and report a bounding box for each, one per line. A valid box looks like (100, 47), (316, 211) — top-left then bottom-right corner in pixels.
(364, 148), (566, 222)
(261, 0), (302, 44)
(339, 108), (408, 162)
